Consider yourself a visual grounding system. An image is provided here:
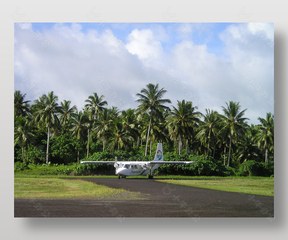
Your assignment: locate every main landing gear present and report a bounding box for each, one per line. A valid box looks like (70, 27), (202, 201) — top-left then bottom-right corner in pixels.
(148, 169), (153, 179)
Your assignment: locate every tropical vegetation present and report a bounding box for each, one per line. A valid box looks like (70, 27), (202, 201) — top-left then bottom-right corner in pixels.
(14, 84), (274, 177)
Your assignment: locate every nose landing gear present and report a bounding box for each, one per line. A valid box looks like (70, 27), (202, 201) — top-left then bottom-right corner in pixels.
(118, 175), (126, 179)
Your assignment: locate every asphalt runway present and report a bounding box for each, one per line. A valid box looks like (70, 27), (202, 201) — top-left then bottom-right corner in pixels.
(14, 178), (274, 218)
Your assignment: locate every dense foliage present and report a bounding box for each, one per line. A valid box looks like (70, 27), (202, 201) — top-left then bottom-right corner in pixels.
(14, 84), (274, 177)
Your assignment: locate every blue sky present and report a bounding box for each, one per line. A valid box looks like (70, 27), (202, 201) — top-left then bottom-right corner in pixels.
(14, 22), (274, 124)
(30, 22), (231, 55)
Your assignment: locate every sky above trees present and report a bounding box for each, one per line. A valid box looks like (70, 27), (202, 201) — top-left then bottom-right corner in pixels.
(14, 22), (274, 124)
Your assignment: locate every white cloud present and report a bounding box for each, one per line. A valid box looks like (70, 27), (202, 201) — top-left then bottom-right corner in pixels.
(160, 23), (274, 122)
(14, 23), (273, 124)
(18, 22), (32, 30)
(14, 23), (147, 111)
(126, 29), (161, 59)
(248, 22), (274, 41)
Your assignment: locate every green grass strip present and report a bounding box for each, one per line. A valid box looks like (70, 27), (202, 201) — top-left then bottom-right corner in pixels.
(14, 177), (144, 199)
(157, 178), (274, 196)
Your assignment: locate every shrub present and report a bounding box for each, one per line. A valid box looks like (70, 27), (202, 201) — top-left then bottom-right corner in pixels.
(258, 161), (274, 177)
(49, 134), (78, 164)
(27, 144), (46, 164)
(74, 162), (114, 175)
(14, 162), (29, 172)
(237, 160), (274, 176)
(157, 154), (229, 176)
(238, 161), (257, 176)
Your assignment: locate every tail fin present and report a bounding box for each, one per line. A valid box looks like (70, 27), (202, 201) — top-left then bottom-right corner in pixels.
(152, 143), (163, 162)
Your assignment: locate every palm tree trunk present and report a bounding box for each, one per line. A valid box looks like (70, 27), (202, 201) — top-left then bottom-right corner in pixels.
(145, 116), (152, 156)
(46, 127), (50, 164)
(26, 144), (29, 163)
(178, 137), (182, 155)
(265, 148), (269, 163)
(223, 146), (226, 166)
(22, 143), (26, 164)
(227, 134), (232, 170)
(86, 129), (90, 158)
(77, 150), (79, 164)
(150, 140), (152, 155)
(103, 139), (105, 152)
(206, 141), (210, 157)
(186, 140), (189, 154)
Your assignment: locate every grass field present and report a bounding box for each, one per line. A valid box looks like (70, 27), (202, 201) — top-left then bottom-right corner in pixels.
(14, 177), (143, 200)
(157, 178), (274, 196)
(14, 173), (274, 198)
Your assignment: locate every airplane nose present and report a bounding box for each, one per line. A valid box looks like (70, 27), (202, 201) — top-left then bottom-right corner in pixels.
(116, 168), (129, 176)
(116, 168), (124, 175)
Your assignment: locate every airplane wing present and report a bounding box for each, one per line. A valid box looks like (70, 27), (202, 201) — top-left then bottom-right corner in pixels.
(80, 161), (197, 164)
(149, 161), (197, 164)
(80, 161), (115, 164)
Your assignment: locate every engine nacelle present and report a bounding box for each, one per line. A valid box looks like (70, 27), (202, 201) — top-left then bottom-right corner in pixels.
(141, 163), (151, 170)
(114, 163), (123, 168)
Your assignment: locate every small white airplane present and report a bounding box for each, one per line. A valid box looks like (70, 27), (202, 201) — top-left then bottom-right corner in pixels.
(81, 143), (196, 179)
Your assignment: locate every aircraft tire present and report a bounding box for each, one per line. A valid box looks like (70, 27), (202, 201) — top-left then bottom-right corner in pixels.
(118, 175), (120, 179)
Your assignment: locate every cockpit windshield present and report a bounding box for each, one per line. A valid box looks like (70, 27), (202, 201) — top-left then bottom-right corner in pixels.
(123, 164), (141, 169)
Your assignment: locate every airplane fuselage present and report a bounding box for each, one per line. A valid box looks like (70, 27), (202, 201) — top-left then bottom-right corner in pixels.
(114, 162), (159, 177)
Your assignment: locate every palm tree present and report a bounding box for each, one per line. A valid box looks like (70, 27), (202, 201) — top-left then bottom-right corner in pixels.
(85, 92), (108, 119)
(149, 111), (170, 154)
(136, 83), (171, 156)
(235, 125), (259, 163)
(140, 112), (169, 155)
(196, 109), (221, 158)
(14, 90), (30, 118)
(33, 91), (61, 164)
(107, 119), (133, 151)
(166, 100), (201, 155)
(108, 106), (120, 119)
(138, 113), (150, 147)
(84, 93), (108, 158)
(220, 101), (249, 169)
(70, 110), (89, 163)
(255, 112), (274, 163)
(120, 108), (140, 145)
(14, 116), (34, 164)
(58, 100), (77, 132)
(217, 126), (230, 166)
(93, 108), (115, 151)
